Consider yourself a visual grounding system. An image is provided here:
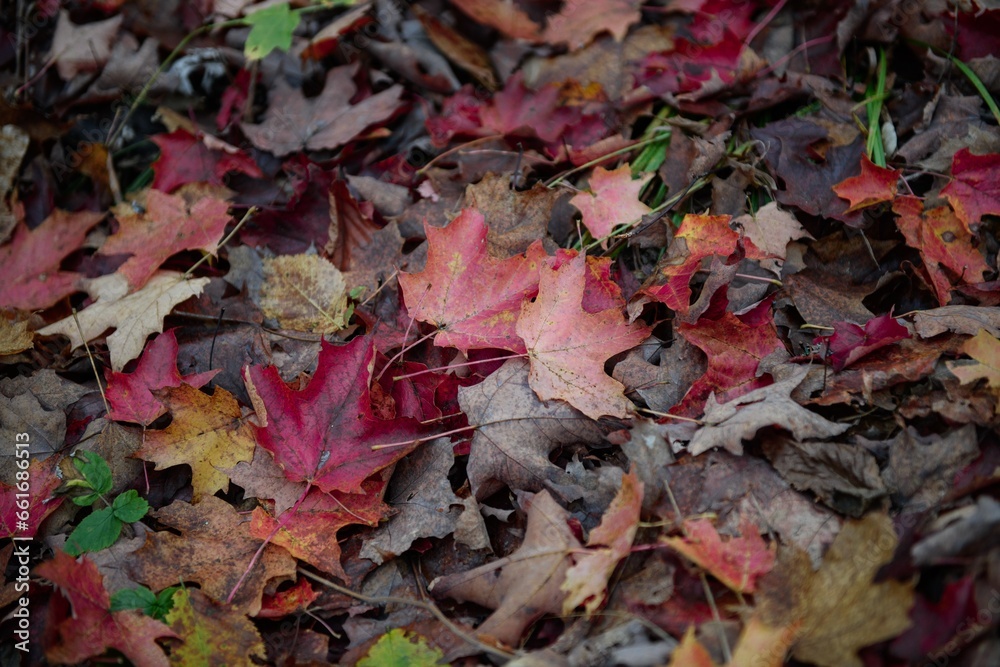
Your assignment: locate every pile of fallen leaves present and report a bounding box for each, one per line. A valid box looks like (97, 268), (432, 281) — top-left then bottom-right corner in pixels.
(2, 0), (1000, 665)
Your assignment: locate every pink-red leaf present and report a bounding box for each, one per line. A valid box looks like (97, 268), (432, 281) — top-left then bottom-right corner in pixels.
(150, 129), (262, 193)
(662, 515), (775, 593)
(569, 164), (651, 243)
(826, 313), (911, 372)
(243, 335), (428, 495)
(941, 148), (1000, 233)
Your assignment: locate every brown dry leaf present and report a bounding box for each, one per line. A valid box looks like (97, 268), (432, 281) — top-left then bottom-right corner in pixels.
(880, 424), (979, 510)
(0, 125), (29, 244)
(756, 513), (914, 667)
(241, 64), (403, 157)
(135, 385), (255, 502)
(341, 223), (407, 298)
(0, 316), (32, 356)
(733, 202), (813, 275)
(38, 272), (210, 371)
(413, 4), (497, 89)
(688, 366), (850, 456)
(612, 335), (706, 414)
(429, 491), (578, 646)
(221, 445), (305, 517)
(259, 254), (349, 333)
(50, 10), (123, 79)
(912, 306), (1000, 338)
(128, 496), (296, 616)
(165, 588), (266, 666)
(464, 173), (565, 257)
(457, 358), (604, 500)
(761, 435), (885, 518)
(947, 330), (1000, 411)
(359, 439), (463, 566)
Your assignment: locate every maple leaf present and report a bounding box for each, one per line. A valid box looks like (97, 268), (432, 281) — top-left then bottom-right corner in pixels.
(165, 587), (266, 665)
(543, 0), (644, 50)
(941, 148), (1000, 232)
(562, 469), (643, 614)
(480, 73), (578, 143)
(732, 202), (813, 275)
(893, 196), (991, 305)
(398, 208), (547, 353)
(105, 329), (218, 425)
(0, 209), (103, 310)
(241, 64), (404, 156)
(243, 335), (428, 495)
(38, 272), (210, 371)
(258, 577), (319, 619)
(638, 35), (764, 100)
(688, 366), (850, 456)
(100, 187), (232, 290)
(755, 513), (914, 667)
(516, 253), (650, 419)
(0, 456), (63, 538)
(150, 129), (262, 193)
(674, 310), (785, 417)
(127, 496), (296, 616)
(641, 213), (765, 318)
(259, 254), (350, 333)
(448, 0), (541, 41)
(429, 491), (579, 646)
(825, 313), (911, 372)
(458, 358), (605, 499)
(251, 478), (388, 582)
(569, 164), (652, 243)
(832, 155), (900, 213)
(134, 385), (255, 501)
(662, 514), (775, 593)
(947, 329), (1000, 410)
(35, 550), (175, 667)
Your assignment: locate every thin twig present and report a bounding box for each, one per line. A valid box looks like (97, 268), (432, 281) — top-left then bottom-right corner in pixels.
(71, 309), (111, 417)
(183, 206), (257, 280)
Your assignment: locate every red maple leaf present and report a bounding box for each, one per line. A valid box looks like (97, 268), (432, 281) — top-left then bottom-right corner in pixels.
(637, 34), (761, 99)
(674, 309), (784, 417)
(105, 329), (219, 425)
(641, 213), (765, 317)
(0, 209), (103, 310)
(398, 208), (547, 354)
(480, 72), (579, 143)
(894, 196), (991, 305)
(569, 164), (651, 243)
(150, 129), (262, 193)
(516, 253), (650, 419)
(832, 155), (900, 213)
(662, 515), (775, 593)
(0, 456), (63, 538)
(243, 335), (429, 495)
(35, 551), (175, 667)
(825, 313), (911, 372)
(941, 148), (1000, 233)
(100, 189), (232, 290)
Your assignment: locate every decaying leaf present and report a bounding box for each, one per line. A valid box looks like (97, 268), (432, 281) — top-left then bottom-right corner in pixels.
(259, 254), (350, 333)
(165, 588), (266, 666)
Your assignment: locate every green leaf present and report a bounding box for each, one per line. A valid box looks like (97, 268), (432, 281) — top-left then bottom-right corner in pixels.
(71, 450), (113, 504)
(111, 586), (157, 613)
(358, 629), (444, 667)
(112, 490), (150, 523)
(111, 585), (178, 620)
(243, 3), (301, 61)
(64, 507), (122, 556)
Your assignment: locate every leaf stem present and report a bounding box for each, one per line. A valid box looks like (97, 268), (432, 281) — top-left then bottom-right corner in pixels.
(392, 352), (527, 381)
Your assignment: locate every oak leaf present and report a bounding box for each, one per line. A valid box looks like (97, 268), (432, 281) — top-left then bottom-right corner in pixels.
(243, 335), (429, 495)
(941, 148), (1000, 232)
(756, 513), (914, 667)
(241, 64), (403, 156)
(517, 253), (650, 419)
(398, 208), (547, 353)
(36, 550), (174, 667)
(429, 491), (578, 646)
(127, 496), (296, 616)
(38, 272), (210, 371)
(0, 209), (103, 310)
(569, 164), (652, 243)
(688, 366), (849, 456)
(101, 187), (232, 290)
(562, 469), (643, 614)
(134, 385), (255, 501)
(165, 587), (266, 665)
(662, 514), (775, 593)
(105, 329), (218, 425)
(832, 155), (900, 213)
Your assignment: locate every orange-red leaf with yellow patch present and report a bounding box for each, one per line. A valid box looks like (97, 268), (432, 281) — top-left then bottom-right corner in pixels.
(398, 208), (547, 353)
(516, 253), (650, 419)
